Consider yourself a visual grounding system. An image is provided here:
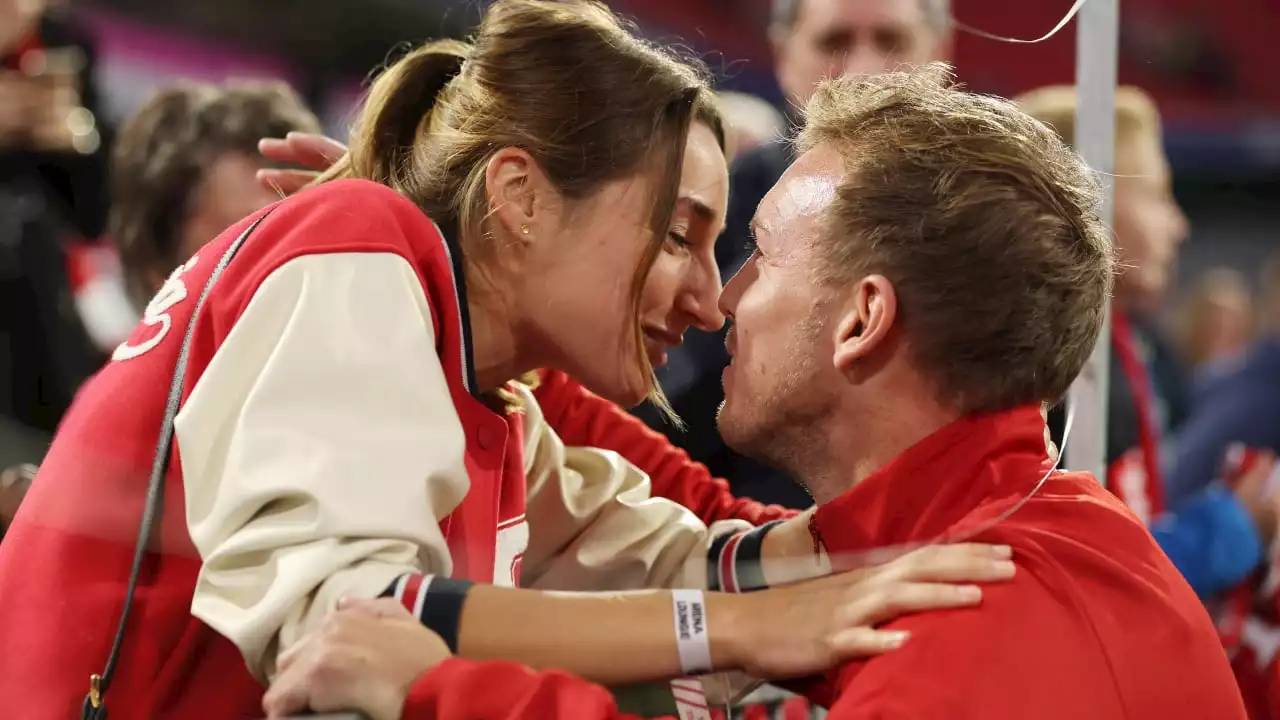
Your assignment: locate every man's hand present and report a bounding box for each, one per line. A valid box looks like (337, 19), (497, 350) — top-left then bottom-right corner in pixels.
(724, 542), (1016, 679)
(263, 598), (450, 720)
(257, 132), (347, 195)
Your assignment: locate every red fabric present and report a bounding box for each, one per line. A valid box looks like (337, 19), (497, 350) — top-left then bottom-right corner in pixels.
(800, 406), (1244, 719)
(0, 180), (528, 717)
(404, 658), (648, 720)
(1107, 309), (1168, 523)
(533, 369), (798, 526)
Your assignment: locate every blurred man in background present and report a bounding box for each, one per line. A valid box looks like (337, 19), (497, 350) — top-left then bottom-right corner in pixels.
(642, 0), (954, 508)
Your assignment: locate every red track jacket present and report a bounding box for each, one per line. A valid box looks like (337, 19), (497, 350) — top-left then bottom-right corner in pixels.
(398, 406), (1246, 719)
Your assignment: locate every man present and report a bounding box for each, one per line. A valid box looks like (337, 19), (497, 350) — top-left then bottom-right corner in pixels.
(644, 0), (952, 508)
(263, 66), (1246, 720)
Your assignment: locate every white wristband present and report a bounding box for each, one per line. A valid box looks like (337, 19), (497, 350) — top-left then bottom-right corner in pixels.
(671, 589), (713, 675)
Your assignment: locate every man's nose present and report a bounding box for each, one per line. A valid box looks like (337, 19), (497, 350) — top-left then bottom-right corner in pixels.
(842, 45), (890, 79)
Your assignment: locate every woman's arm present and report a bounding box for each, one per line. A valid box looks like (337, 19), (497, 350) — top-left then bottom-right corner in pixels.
(263, 600), (651, 720)
(518, 381), (753, 592)
(533, 369), (798, 525)
(179, 249), (472, 681)
(449, 542), (1013, 686)
(267, 540), (1014, 720)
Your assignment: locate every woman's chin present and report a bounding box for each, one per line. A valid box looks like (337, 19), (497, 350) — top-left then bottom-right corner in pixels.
(569, 368), (649, 409)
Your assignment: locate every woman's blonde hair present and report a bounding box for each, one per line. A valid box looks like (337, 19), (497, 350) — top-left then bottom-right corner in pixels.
(320, 0), (724, 417)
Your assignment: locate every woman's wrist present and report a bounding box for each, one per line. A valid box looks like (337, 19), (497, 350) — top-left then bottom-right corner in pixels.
(705, 591), (750, 671)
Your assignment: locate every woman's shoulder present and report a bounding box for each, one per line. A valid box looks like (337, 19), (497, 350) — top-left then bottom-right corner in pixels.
(256, 179), (447, 260)
(285, 178), (428, 224)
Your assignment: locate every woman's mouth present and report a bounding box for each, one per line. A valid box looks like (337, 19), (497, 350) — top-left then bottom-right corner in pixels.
(642, 327), (682, 367)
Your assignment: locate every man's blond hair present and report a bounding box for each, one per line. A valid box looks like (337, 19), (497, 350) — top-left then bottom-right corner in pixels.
(797, 63), (1114, 413)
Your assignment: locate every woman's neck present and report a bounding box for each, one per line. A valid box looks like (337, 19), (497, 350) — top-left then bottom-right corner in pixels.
(465, 274), (534, 392)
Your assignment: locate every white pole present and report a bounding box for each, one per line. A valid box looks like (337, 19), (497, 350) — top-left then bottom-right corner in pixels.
(1064, 0), (1120, 483)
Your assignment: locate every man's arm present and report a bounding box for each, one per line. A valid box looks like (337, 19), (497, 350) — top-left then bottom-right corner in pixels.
(533, 369), (797, 526)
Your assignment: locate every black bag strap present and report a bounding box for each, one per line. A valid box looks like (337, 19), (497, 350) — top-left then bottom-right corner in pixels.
(82, 212), (270, 719)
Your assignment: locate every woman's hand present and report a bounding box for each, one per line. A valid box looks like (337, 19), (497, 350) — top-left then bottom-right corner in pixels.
(719, 542), (1016, 679)
(257, 132), (347, 195)
(262, 598), (450, 720)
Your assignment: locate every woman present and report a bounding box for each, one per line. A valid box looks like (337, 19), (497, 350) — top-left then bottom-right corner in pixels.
(0, 2), (1011, 718)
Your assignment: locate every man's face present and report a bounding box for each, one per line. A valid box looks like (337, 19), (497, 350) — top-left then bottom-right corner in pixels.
(1111, 133), (1188, 313)
(718, 144), (844, 465)
(774, 0), (947, 106)
(180, 152), (282, 262)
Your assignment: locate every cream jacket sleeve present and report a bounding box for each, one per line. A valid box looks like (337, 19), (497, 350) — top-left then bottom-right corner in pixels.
(514, 384), (751, 591)
(177, 251), (470, 681)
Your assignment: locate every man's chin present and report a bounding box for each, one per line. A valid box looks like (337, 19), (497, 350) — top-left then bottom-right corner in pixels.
(714, 400), (754, 456)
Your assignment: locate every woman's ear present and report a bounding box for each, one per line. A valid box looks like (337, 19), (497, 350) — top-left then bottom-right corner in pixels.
(485, 147), (550, 239)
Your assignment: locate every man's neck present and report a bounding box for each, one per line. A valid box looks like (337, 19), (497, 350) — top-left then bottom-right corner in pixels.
(798, 397), (959, 505)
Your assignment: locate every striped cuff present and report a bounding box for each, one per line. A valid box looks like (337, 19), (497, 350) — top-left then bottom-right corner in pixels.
(707, 520), (785, 593)
(381, 573), (475, 652)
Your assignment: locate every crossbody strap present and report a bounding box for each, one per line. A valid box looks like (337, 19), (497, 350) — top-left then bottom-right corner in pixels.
(82, 211), (271, 719)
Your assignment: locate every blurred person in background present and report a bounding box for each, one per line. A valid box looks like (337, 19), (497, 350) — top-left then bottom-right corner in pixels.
(0, 0), (109, 452)
(715, 90), (787, 158)
(0, 80), (321, 536)
(1170, 254), (1280, 509)
(107, 81), (321, 311)
(1176, 266), (1255, 392)
(642, 0), (954, 510)
(1019, 86), (1280, 599)
(1168, 254), (1280, 719)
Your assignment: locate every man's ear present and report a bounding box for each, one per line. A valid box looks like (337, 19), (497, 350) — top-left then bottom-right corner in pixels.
(832, 274), (897, 375)
(484, 147), (549, 239)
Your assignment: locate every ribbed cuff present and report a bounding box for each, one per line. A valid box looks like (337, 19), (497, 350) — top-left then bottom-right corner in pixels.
(707, 520), (785, 593)
(382, 573), (475, 652)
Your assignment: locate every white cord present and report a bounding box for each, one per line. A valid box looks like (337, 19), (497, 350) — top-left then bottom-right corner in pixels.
(952, 0), (1091, 45)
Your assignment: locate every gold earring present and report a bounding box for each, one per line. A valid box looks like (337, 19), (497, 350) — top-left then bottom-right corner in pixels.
(520, 224), (531, 236)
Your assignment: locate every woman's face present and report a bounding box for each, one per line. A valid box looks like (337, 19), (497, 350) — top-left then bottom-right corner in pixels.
(528, 122), (728, 406)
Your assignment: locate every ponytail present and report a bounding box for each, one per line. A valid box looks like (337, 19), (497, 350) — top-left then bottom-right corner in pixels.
(317, 40), (470, 187)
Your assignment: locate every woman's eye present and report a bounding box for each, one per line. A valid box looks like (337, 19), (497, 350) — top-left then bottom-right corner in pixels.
(666, 231), (690, 249)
